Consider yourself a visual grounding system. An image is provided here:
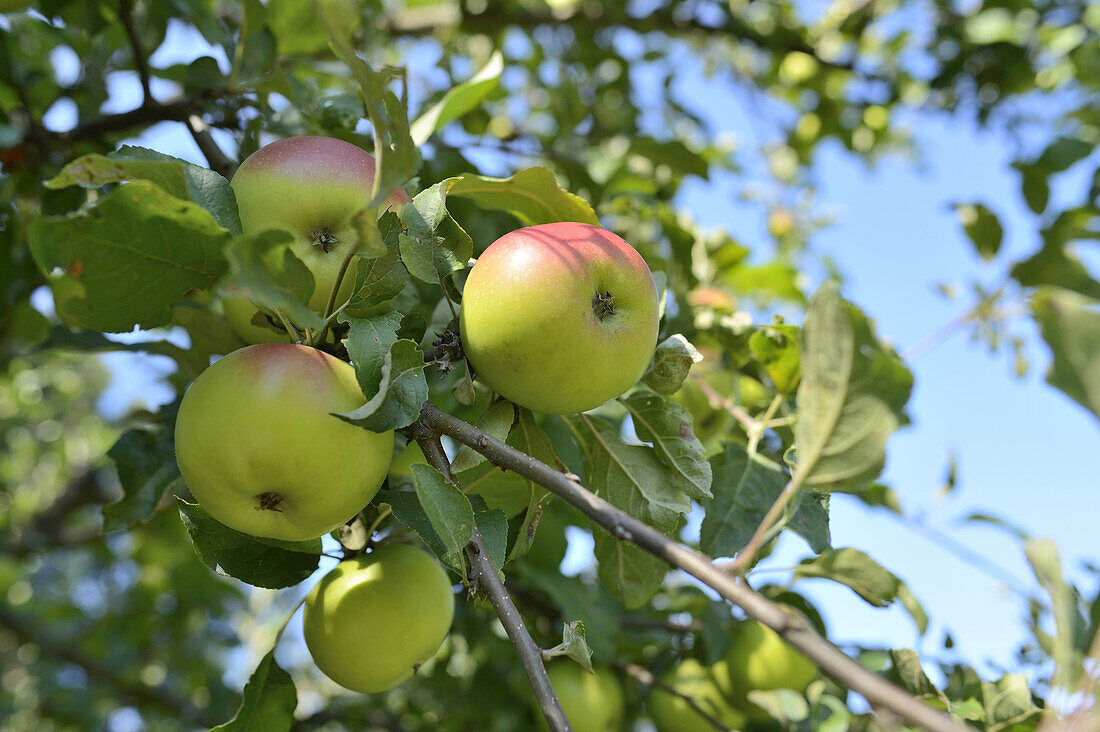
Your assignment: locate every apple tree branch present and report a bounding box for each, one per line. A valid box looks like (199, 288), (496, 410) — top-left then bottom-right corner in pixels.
(413, 402), (966, 732)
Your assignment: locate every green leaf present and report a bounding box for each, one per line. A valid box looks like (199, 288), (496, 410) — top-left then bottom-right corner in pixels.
(887, 649), (940, 697)
(557, 621), (593, 672)
(981, 674), (1041, 730)
(1024, 539), (1082, 690)
(314, 0), (419, 207)
(46, 146), (242, 234)
(953, 202), (1003, 261)
(376, 489), (462, 573)
(833, 482), (903, 515)
(793, 283), (912, 489)
(212, 651), (297, 732)
(1031, 287), (1100, 422)
(342, 312), (402, 399)
(339, 338), (428, 431)
(793, 547), (928, 634)
(447, 167), (599, 226)
(410, 464), (474, 567)
(472, 499), (509, 571)
(641, 334), (703, 395)
(746, 689), (809, 722)
(103, 428), (181, 533)
(621, 391), (712, 501)
(411, 51), (504, 145)
(749, 323), (801, 394)
(29, 180), (230, 332)
(1012, 243), (1100, 300)
(346, 211), (409, 312)
(176, 499), (321, 589)
(629, 136), (710, 180)
(452, 399), (514, 473)
(268, 0), (360, 56)
(700, 443), (830, 560)
(398, 180), (474, 283)
(570, 415), (687, 606)
(219, 230), (325, 332)
(517, 566), (619, 658)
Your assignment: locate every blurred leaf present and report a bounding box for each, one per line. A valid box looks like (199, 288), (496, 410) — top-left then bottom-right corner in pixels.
(833, 482), (903, 514)
(1032, 287), (1100, 422)
(953, 202), (1003, 261)
(981, 674), (1041, 730)
(1024, 539), (1083, 690)
(29, 180), (230, 332)
(268, 0), (359, 56)
(411, 51), (504, 145)
(448, 167), (599, 226)
(212, 651), (296, 732)
(622, 391), (712, 501)
(793, 547), (928, 634)
(176, 499), (321, 589)
(103, 428), (181, 532)
(641, 334), (703, 395)
(746, 688), (809, 722)
(794, 283), (913, 489)
(700, 443), (829, 560)
(749, 324), (801, 394)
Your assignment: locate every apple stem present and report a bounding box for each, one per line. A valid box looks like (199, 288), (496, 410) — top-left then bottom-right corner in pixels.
(592, 290), (615, 320)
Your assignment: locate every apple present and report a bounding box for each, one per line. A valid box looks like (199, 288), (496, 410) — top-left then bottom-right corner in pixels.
(460, 222), (660, 414)
(536, 663), (624, 732)
(174, 343), (394, 541)
(715, 620), (816, 708)
(227, 135), (410, 343)
(302, 543), (455, 693)
(648, 659), (748, 732)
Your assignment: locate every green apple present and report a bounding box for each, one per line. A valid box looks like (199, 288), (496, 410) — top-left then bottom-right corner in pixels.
(227, 135), (410, 343)
(715, 620), (816, 705)
(303, 544), (455, 693)
(174, 343), (394, 541)
(537, 663), (624, 732)
(649, 659), (748, 732)
(460, 222), (660, 414)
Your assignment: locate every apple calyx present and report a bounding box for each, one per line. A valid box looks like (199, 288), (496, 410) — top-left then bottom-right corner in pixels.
(312, 228), (339, 253)
(256, 491), (285, 512)
(592, 290), (616, 320)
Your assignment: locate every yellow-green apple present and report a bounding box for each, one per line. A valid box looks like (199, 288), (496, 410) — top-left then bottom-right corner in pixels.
(714, 619), (816, 716)
(302, 544), (455, 693)
(174, 343), (393, 541)
(649, 659), (748, 732)
(460, 222), (660, 414)
(226, 135), (410, 343)
(536, 663), (624, 732)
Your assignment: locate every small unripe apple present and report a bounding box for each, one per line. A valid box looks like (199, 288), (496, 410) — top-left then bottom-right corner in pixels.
(174, 343), (394, 541)
(648, 659), (748, 732)
(536, 663), (624, 732)
(715, 619), (816, 703)
(303, 544), (455, 693)
(227, 136), (409, 342)
(460, 222), (660, 414)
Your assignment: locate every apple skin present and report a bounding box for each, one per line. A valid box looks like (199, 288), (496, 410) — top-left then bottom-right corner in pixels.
(227, 136), (410, 342)
(714, 620), (816, 711)
(649, 659), (748, 732)
(537, 663), (624, 732)
(302, 544), (455, 693)
(174, 343), (394, 541)
(460, 222), (660, 414)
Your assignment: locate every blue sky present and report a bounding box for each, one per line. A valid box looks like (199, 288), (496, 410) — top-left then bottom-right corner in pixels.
(35, 15), (1099, 689)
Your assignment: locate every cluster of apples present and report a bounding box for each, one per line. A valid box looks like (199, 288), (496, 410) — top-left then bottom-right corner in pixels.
(172, 136), (662, 695)
(536, 619), (816, 731)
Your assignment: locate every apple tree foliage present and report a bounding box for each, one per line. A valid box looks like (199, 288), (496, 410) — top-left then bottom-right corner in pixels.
(1, 1), (1098, 730)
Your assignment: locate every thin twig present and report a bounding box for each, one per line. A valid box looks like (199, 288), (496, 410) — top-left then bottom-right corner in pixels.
(185, 114), (237, 179)
(118, 0), (152, 104)
(407, 429), (572, 732)
(691, 374), (761, 434)
(616, 661), (732, 732)
(416, 402), (965, 732)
